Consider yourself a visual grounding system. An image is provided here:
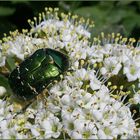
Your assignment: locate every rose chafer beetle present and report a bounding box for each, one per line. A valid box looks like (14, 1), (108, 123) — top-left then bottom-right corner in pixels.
(8, 48), (69, 102)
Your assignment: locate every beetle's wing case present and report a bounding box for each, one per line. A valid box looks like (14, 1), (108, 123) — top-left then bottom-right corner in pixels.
(9, 48), (69, 101)
(19, 49), (47, 76)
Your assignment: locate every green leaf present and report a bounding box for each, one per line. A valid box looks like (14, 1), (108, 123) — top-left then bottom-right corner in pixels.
(106, 9), (128, 24)
(0, 6), (15, 16)
(74, 6), (107, 21)
(6, 56), (16, 72)
(0, 20), (17, 38)
(0, 74), (11, 93)
(74, 5), (139, 37)
(74, 6), (113, 36)
(59, 1), (82, 11)
(137, 103), (140, 113)
(117, 0), (134, 6)
(11, 0), (30, 4)
(0, 74), (8, 87)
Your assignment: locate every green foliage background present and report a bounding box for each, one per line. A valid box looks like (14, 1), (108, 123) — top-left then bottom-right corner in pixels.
(0, 1), (139, 40)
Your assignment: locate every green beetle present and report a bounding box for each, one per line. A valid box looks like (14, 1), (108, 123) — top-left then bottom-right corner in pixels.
(8, 48), (69, 101)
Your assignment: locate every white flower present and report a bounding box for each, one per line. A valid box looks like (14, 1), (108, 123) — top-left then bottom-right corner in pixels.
(74, 121), (97, 139)
(41, 114), (62, 138)
(133, 93), (140, 104)
(101, 56), (122, 75)
(75, 68), (89, 81)
(98, 129), (108, 139)
(89, 70), (102, 90)
(1, 127), (26, 139)
(75, 25), (91, 38)
(92, 110), (103, 121)
(61, 94), (71, 105)
(0, 120), (8, 131)
(94, 85), (110, 103)
(30, 126), (40, 137)
(50, 80), (71, 96)
(119, 47), (133, 63)
(0, 86), (6, 97)
(123, 59), (140, 81)
(6, 35), (34, 60)
(0, 51), (5, 67)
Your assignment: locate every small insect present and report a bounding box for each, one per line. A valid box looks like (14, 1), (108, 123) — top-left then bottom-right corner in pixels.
(8, 48), (69, 105)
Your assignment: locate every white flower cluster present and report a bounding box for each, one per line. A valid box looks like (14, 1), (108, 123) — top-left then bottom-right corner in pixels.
(0, 32), (33, 61)
(0, 99), (62, 139)
(89, 40), (140, 82)
(0, 74), (137, 139)
(49, 72), (136, 139)
(0, 7), (140, 139)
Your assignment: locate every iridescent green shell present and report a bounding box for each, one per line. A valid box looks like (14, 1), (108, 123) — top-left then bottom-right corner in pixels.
(8, 48), (69, 101)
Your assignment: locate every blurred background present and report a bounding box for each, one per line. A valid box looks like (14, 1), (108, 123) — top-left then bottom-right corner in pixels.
(0, 1), (139, 41)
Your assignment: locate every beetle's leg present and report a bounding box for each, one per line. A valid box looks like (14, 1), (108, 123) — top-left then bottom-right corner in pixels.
(36, 88), (49, 107)
(13, 98), (36, 119)
(22, 99), (36, 112)
(43, 89), (49, 107)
